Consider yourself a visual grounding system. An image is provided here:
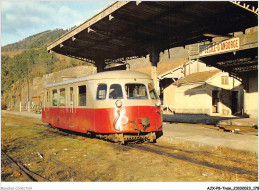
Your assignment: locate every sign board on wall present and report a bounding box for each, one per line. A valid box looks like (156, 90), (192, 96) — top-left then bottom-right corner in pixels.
(199, 37), (240, 57)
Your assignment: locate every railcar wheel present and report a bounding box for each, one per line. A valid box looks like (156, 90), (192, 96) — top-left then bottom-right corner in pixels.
(49, 124), (57, 129)
(147, 132), (156, 143)
(149, 139), (157, 143)
(86, 131), (96, 138)
(113, 134), (125, 145)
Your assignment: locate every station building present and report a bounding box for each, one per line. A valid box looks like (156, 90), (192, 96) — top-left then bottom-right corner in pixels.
(127, 26), (257, 118)
(128, 51), (244, 117)
(164, 70), (243, 116)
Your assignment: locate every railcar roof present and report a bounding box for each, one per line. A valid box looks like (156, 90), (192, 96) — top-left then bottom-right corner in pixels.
(45, 70), (151, 88)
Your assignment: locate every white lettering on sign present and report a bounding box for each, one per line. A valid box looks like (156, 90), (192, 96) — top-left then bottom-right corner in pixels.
(199, 37), (240, 57)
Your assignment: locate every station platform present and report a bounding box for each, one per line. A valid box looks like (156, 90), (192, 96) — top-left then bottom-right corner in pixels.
(161, 114), (258, 153)
(159, 123), (258, 154)
(2, 110), (42, 119)
(163, 114), (258, 128)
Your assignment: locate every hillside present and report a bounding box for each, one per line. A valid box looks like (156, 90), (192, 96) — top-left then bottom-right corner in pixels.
(1, 29), (68, 52)
(1, 28), (95, 109)
(1, 49), (26, 58)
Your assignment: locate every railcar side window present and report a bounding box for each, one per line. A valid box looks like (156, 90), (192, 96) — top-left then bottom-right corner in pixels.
(46, 90), (50, 103)
(69, 87), (73, 106)
(125, 84), (148, 99)
(96, 84), (107, 100)
(59, 88), (65, 106)
(78, 85), (86, 106)
(109, 84), (123, 99)
(148, 83), (158, 100)
(52, 89), (58, 106)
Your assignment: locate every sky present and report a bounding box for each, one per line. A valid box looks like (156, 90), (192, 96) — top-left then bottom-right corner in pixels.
(1, 1), (112, 46)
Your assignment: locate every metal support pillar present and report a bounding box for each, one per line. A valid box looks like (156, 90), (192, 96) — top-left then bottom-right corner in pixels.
(95, 57), (105, 73)
(149, 44), (160, 94)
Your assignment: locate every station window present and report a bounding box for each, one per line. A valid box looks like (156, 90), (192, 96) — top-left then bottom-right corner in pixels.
(148, 83), (158, 100)
(125, 84), (148, 99)
(70, 87), (73, 106)
(52, 89), (58, 106)
(78, 85), (86, 106)
(96, 84), (107, 100)
(109, 84), (123, 99)
(59, 88), (65, 106)
(221, 76), (229, 85)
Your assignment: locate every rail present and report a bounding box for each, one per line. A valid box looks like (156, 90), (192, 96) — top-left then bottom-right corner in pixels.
(1, 150), (49, 182)
(2, 127), (94, 182)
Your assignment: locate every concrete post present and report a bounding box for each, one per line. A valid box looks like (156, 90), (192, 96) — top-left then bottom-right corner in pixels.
(95, 57), (105, 73)
(28, 101), (30, 112)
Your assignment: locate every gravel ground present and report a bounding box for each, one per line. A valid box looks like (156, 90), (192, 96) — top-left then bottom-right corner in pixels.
(1, 112), (258, 182)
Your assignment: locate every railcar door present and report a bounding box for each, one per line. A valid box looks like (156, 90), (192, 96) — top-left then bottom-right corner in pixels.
(68, 87), (74, 113)
(148, 83), (161, 130)
(73, 84), (91, 133)
(42, 89), (50, 123)
(66, 86), (75, 130)
(59, 87), (67, 127)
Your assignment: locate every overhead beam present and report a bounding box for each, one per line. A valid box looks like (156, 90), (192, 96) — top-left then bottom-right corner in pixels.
(54, 45), (103, 58)
(230, 1), (258, 15)
(77, 2), (194, 53)
(66, 36), (145, 58)
(65, 39), (115, 52)
(106, 11), (178, 33)
(77, 27), (139, 46)
(203, 33), (232, 38)
(143, 1), (200, 22)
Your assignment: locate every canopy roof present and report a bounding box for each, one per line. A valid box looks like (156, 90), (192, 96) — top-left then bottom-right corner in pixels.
(47, 1), (258, 64)
(173, 70), (221, 86)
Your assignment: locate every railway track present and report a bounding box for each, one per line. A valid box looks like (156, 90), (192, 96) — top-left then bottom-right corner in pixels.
(1, 150), (50, 182)
(1, 126), (94, 182)
(32, 121), (258, 181)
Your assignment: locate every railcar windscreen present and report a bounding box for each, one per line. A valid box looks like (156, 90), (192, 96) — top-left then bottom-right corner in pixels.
(125, 84), (148, 99)
(109, 84), (123, 99)
(96, 84), (107, 100)
(148, 83), (158, 100)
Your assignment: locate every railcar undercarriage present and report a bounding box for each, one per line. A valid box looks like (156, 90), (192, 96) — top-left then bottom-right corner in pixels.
(50, 124), (163, 145)
(92, 131), (163, 144)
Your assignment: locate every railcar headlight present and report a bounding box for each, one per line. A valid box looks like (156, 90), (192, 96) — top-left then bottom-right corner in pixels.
(115, 100), (123, 108)
(121, 116), (128, 125)
(155, 100), (161, 107)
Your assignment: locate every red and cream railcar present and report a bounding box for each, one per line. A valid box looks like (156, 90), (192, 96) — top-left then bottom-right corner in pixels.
(42, 70), (163, 143)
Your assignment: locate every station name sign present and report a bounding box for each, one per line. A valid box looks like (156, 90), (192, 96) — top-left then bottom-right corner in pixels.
(199, 37), (240, 57)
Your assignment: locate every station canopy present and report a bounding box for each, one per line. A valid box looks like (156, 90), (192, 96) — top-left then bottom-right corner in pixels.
(47, 1), (258, 64)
